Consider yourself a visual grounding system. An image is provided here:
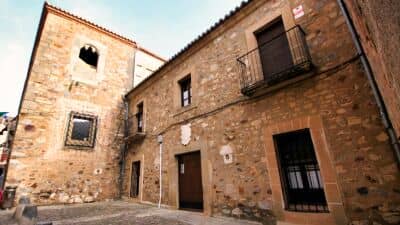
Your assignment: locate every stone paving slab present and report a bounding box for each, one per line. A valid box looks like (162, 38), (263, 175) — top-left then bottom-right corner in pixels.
(0, 201), (262, 225)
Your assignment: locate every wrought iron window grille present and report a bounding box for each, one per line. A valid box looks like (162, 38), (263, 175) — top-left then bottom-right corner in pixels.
(273, 129), (329, 213)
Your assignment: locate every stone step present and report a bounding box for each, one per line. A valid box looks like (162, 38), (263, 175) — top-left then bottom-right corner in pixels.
(277, 221), (306, 225)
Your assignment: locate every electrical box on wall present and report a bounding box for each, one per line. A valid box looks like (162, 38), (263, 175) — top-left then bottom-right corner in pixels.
(157, 134), (163, 143)
(293, 5), (305, 20)
(220, 145), (233, 164)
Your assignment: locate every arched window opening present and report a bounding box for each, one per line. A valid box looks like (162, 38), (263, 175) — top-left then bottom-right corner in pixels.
(79, 44), (99, 68)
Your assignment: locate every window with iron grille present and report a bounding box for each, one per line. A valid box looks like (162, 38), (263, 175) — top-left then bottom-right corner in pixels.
(65, 112), (97, 148)
(179, 75), (191, 107)
(273, 129), (328, 212)
(136, 102), (144, 133)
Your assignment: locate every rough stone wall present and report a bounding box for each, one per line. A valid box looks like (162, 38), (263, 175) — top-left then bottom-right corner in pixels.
(344, 0), (400, 138)
(124, 0), (400, 224)
(7, 12), (135, 204)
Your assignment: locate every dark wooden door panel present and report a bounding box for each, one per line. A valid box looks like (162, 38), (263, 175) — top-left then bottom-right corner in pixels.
(178, 151), (203, 210)
(130, 161), (140, 198)
(256, 18), (293, 80)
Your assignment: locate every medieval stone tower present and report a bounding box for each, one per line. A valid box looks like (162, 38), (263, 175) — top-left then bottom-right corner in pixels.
(5, 3), (164, 204)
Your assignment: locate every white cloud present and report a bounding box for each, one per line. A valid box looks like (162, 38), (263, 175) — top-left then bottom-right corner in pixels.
(49, 0), (134, 39)
(0, 40), (30, 116)
(0, 0), (36, 116)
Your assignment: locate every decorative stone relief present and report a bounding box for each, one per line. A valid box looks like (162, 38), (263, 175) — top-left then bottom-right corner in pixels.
(220, 145), (233, 164)
(180, 123), (191, 145)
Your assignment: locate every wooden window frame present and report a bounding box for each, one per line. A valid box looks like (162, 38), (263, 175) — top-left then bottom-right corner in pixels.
(179, 75), (192, 107)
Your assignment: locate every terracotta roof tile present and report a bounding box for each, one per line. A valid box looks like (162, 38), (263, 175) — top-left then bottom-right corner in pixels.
(44, 2), (136, 46)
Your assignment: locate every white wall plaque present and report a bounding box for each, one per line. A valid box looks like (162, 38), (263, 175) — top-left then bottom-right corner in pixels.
(220, 145), (233, 164)
(181, 123), (191, 145)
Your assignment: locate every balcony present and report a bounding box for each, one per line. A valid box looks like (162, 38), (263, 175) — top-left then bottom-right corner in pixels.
(238, 25), (312, 96)
(125, 113), (146, 143)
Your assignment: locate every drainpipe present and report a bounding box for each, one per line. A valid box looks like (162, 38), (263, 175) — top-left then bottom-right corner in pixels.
(157, 134), (163, 208)
(118, 47), (136, 197)
(118, 96), (129, 198)
(337, 0), (400, 168)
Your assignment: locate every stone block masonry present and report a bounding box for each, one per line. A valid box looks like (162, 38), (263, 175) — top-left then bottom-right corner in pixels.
(4, 3), (163, 206)
(124, 0), (400, 225)
(344, 0), (400, 138)
(4, 1), (399, 225)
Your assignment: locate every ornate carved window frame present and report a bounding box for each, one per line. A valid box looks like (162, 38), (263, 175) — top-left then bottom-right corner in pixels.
(65, 111), (98, 148)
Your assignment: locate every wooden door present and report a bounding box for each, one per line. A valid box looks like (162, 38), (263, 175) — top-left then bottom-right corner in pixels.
(255, 18), (293, 81)
(130, 161), (140, 198)
(178, 151), (203, 210)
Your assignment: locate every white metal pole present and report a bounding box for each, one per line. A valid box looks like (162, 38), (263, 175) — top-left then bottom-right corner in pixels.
(158, 142), (162, 208)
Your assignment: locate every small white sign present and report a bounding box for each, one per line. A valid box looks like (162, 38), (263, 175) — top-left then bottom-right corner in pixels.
(220, 145), (233, 164)
(293, 5), (305, 20)
(180, 124), (191, 146)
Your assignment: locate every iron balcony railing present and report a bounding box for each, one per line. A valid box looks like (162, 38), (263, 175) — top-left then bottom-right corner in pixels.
(238, 25), (312, 95)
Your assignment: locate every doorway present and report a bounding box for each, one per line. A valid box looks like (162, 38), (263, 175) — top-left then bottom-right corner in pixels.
(130, 161), (141, 198)
(255, 17), (293, 81)
(177, 151), (203, 211)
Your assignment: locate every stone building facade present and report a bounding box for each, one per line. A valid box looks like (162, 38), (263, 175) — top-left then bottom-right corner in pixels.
(5, 0), (400, 225)
(343, 0), (400, 142)
(123, 0), (400, 225)
(6, 3), (164, 204)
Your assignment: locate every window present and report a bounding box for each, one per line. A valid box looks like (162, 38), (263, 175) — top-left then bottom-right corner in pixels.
(273, 129), (328, 212)
(79, 44), (98, 68)
(239, 16), (312, 95)
(136, 103), (144, 133)
(65, 112), (97, 148)
(179, 75), (191, 107)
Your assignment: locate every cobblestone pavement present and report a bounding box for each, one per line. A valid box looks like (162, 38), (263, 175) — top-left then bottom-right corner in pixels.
(0, 201), (262, 225)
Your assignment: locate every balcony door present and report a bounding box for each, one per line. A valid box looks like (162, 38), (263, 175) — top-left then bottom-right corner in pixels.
(255, 18), (293, 81)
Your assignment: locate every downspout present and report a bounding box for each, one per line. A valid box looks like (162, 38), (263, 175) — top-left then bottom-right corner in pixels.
(118, 47), (136, 198)
(337, 0), (400, 168)
(157, 135), (163, 208)
(118, 96), (129, 198)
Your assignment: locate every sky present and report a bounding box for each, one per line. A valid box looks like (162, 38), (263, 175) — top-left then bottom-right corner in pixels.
(0, 0), (244, 116)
